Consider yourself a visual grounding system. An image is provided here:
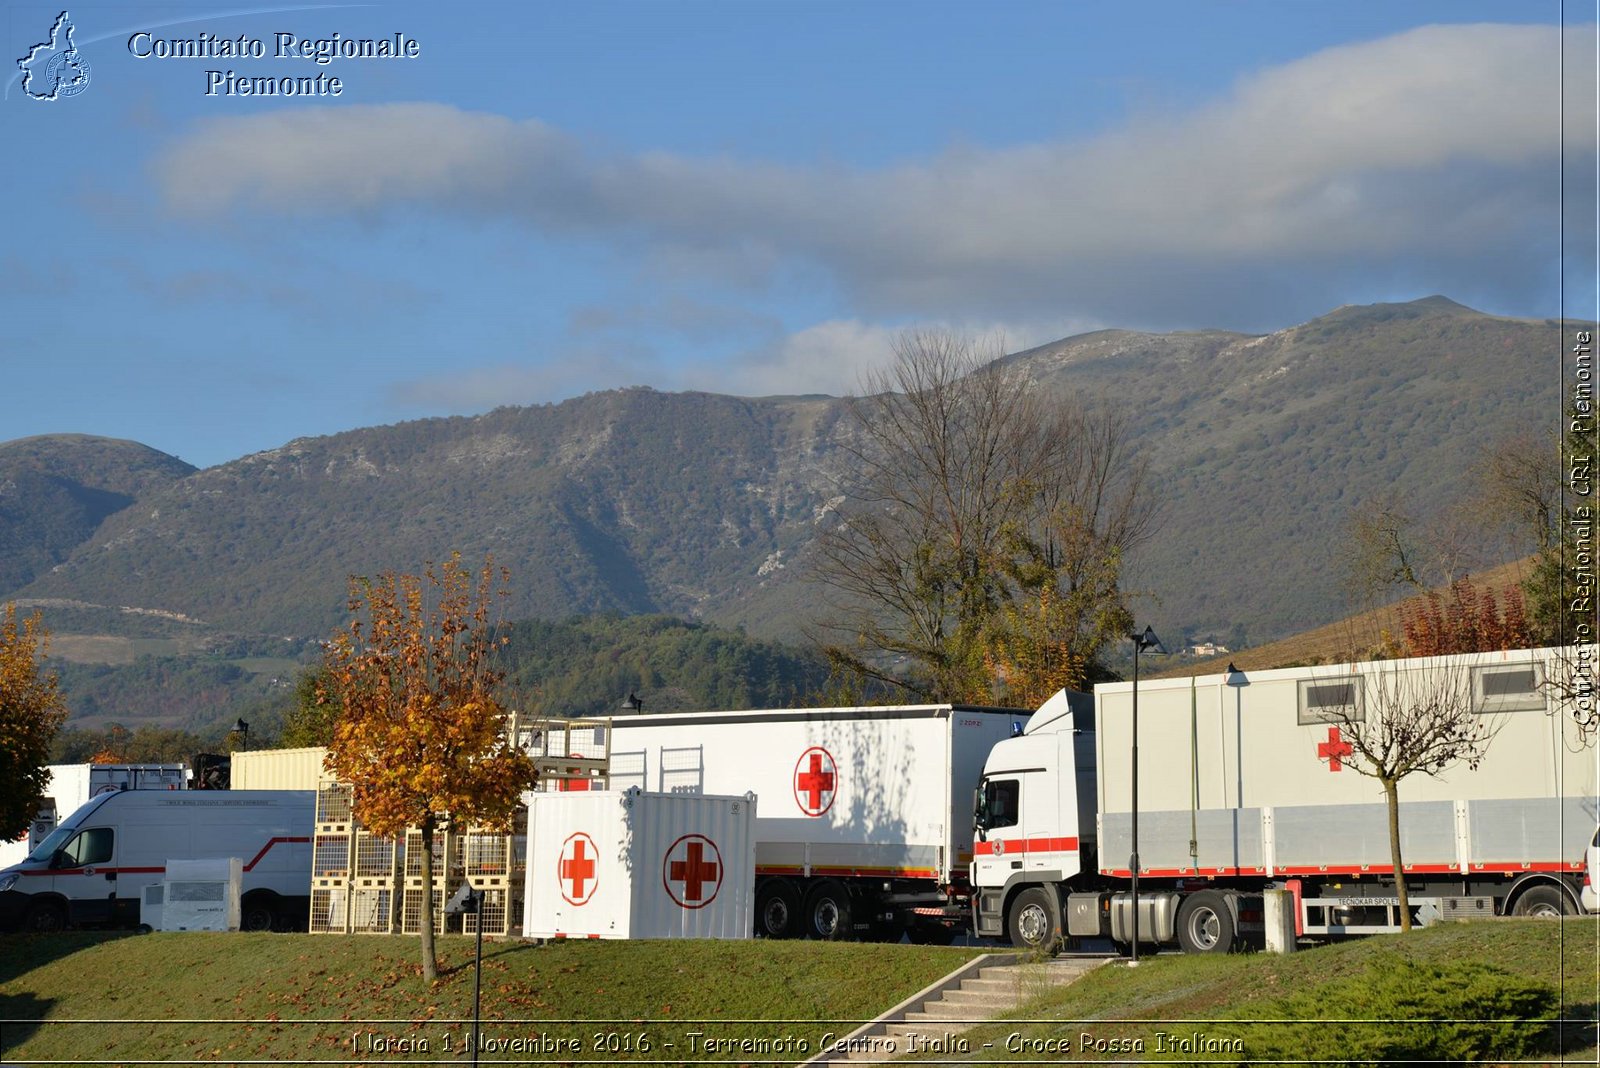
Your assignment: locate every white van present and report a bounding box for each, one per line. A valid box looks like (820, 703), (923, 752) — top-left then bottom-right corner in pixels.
(0, 789), (314, 933)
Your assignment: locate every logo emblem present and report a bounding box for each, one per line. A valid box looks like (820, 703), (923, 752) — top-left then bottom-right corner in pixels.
(558, 832), (598, 905)
(1317, 726), (1353, 772)
(662, 834), (722, 909)
(17, 11), (91, 101)
(793, 747), (837, 817)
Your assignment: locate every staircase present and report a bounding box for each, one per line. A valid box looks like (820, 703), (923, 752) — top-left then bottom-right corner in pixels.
(803, 954), (1111, 1065)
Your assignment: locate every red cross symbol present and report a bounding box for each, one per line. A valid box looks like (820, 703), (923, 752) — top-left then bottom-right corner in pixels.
(558, 832), (598, 905)
(1318, 726), (1354, 772)
(793, 747), (838, 816)
(663, 834), (723, 909)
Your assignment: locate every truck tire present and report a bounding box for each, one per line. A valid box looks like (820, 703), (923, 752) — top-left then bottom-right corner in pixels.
(1512, 885), (1575, 918)
(242, 893), (278, 932)
(1006, 887), (1063, 952)
(23, 899), (67, 934)
(1177, 890), (1235, 954)
(803, 880), (853, 940)
(754, 880), (801, 939)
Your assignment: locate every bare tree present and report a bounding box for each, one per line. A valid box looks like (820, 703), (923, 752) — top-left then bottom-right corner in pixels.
(1316, 657), (1495, 931)
(813, 331), (1155, 702)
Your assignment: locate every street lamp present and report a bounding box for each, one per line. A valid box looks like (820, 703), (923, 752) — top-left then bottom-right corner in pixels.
(621, 693), (643, 714)
(445, 881), (486, 1065)
(231, 718), (250, 752)
(1128, 625), (1166, 966)
(1224, 663), (1248, 808)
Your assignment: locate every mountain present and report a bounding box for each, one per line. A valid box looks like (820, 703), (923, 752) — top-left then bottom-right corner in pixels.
(1, 297), (1571, 655)
(0, 435), (196, 597)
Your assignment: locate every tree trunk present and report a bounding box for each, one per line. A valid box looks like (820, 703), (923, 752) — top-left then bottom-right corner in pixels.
(1383, 778), (1411, 932)
(419, 813), (439, 982)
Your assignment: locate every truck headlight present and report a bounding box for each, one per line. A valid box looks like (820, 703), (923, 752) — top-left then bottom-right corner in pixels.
(0, 873), (19, 893)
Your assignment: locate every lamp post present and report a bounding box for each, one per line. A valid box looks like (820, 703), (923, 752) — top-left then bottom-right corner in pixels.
(1224, 663), (1248, 808)
(445, 881), (485, 1065)
(231, 718), (249, 752)
(622, 693), (643, 714)
(1128, 625), (1165, 965)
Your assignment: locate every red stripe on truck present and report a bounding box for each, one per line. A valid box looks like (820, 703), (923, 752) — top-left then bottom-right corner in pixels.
(973, 836), (1078, 857)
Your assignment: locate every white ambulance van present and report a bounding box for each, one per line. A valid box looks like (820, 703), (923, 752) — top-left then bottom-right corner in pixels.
(0, 789), (313, 932)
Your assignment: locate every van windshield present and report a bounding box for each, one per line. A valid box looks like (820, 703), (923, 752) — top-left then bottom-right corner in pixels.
(26, 826), (75, 863)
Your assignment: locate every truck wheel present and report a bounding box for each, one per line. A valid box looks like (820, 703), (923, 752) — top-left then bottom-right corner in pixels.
(1512, 885), (1575, 918)
(754, 880), (800, 939)
(1006, 887), (1062, 952)
(23, 900), (67, 934)
(803, 880), (853, 941)
(242, 895), (278, 932)
(1177, 890), (1235, 954)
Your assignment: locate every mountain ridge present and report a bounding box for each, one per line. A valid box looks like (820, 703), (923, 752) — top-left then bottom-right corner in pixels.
(2, 296), (1572, 651)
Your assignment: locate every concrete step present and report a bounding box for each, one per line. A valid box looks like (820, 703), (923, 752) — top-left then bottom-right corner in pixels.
(800, 953), (1111, 1067)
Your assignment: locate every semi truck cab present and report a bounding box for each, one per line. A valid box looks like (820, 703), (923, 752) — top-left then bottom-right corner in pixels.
(970, 690), (1097, 946)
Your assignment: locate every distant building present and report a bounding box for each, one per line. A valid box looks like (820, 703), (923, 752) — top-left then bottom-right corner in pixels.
(1187, 641), (1230, 657)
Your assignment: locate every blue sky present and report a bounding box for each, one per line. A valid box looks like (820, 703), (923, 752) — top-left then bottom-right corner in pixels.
(4, 1), (1595, 469)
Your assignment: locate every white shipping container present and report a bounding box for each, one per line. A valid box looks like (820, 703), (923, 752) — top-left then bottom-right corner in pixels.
(1093, 647), (1599, 877)
(232, 748), (328, 791)
(523, 789), (755, 940)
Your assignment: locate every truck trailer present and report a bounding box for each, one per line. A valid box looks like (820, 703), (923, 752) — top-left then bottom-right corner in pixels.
(0, 789), (315, 933)
(574, 703), (1029, 942)
(972, 647), (1599, 953)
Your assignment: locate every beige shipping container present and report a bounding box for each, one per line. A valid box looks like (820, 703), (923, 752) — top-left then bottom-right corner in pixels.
(233, 747), (329, 790)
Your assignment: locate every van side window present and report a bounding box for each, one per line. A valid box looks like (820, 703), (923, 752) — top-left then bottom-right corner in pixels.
(66, 827), (114, 866)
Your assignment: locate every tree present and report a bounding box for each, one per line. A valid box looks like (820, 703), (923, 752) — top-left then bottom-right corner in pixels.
(814, 332), (1153, 702)
(1400, 579), (1533, 657)
(0, 604), (70, 842)
(280, 666), (340, 748)
(321, 555), (537, 982)
(1316, 658), (1494, 931)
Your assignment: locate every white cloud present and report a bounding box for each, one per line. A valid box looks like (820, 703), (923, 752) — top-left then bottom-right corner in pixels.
(155, 23), (1593, 328)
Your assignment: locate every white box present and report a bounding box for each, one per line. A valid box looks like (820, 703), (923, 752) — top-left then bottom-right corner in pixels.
(523, 789), (755, 940)
(159, 856), (242, 931)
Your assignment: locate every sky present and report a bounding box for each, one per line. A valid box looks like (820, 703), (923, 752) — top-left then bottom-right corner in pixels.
(4, 1), (1597, 469)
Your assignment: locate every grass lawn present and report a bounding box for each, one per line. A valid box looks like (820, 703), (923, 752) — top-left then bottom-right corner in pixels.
(0, 932), (984, 1064)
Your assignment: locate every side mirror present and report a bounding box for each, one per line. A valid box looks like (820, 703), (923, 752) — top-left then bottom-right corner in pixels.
(50, 849), (71, 870)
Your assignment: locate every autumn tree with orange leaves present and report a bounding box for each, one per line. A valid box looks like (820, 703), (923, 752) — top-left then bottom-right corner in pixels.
(1, 605), (69, 842)
(322, 555), (536, 982)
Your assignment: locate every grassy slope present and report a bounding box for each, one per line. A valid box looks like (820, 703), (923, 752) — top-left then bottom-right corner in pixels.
(942, 920), (1598, 1066)
(1154, 556), (1538, 678)
(0, 934), (982, 1064)
(2, 923), (1595, 1065)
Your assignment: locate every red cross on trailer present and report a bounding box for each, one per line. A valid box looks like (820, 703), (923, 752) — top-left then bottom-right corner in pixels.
(663, 834), (723, 909)
(1318, 726), (1354, 772)
(559, 832), (598, 905)
(793, 746), (837, 816)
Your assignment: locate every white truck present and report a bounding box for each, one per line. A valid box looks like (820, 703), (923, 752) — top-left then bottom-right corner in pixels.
(0, 789), (315, 933)
(578, 703), (1028, 942)
(972, 647), (1600, 952)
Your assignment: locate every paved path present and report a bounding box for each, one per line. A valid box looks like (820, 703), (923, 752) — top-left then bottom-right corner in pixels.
(801, 953), (1113, 1066)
